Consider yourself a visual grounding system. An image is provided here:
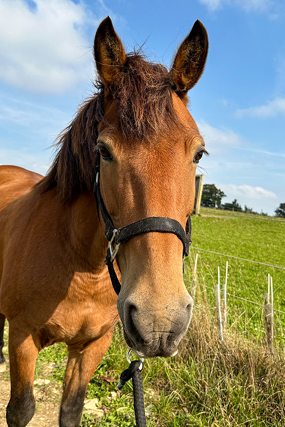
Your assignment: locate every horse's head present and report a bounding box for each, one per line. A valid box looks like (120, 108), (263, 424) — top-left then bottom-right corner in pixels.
(94, 17), (208, 358)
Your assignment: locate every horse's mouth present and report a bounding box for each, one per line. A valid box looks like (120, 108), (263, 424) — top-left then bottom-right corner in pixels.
(123, 328), (180, 358)
(133, 348), (178, 358)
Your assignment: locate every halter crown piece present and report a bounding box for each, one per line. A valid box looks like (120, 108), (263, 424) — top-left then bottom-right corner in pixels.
(93, 155), (192, 296)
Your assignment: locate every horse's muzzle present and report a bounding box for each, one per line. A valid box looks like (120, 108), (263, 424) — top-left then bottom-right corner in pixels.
(121, 294), (193, 358)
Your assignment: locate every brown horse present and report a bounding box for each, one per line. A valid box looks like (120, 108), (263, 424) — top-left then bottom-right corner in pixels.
(0, 17), (208, 427)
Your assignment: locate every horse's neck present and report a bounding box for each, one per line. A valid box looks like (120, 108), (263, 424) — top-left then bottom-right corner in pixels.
(58, 191), (108, 273)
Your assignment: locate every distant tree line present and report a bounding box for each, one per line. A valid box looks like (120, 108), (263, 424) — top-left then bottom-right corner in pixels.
(201, 184), (285, 217)
(275, 203), (285, 218)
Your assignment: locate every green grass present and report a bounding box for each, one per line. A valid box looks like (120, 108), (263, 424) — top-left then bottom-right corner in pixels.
(188, 208), (285, 343)
(199, 207), (285, 222)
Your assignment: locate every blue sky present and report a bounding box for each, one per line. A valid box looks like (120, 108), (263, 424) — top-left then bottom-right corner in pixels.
(0, 0), (284, 215)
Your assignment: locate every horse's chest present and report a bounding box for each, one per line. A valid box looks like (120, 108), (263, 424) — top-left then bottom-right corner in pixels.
(44, 286), (118, 345)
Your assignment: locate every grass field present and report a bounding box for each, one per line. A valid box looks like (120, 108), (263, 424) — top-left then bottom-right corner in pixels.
(2, 208), (285, 426)
(188, 207), (285, 343)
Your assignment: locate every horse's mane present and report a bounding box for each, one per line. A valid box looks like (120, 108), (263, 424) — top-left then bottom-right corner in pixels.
(35, 53), (178, 203)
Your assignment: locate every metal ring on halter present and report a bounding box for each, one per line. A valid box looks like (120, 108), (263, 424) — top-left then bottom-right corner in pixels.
(108, 229), (121, 262)
(127, 349), (144, 371)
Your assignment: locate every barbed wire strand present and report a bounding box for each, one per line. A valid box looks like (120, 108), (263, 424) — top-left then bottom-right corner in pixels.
(192, 247), (285, 271)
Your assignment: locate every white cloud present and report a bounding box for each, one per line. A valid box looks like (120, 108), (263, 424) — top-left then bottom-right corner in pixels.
(233, 146), (285, 158)
(199, 0), (274, 12)
(0, 147), (49, 175)
(211, 182), (279, 214)
(220, 183), (277, 200)
(0, 95), (70, 128)
(0, 0), (99, 93)
(236, 0), (272, 12)
(198, 0), (224, 12)
(0, 95), (71, 165)
(236, 97), (285, 118)
(195, 120), (282, 214)
(198, 120), (243, 153)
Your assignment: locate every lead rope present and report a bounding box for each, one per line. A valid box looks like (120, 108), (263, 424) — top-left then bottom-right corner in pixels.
(117, 350), (147, 427)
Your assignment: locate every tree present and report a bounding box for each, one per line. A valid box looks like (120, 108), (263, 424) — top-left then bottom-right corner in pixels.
(201, 184), (226, 208)
(223, 199), (242, 212)
(275, 203), (285, 218)
(244, 205), (253, 213)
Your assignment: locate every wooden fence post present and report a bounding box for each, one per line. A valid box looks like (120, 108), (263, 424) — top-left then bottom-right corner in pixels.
(264, 274), (274, 354)
(215, 267), (224, 341)
(222, 261), (228, 324)
(193, 174), (204, 215)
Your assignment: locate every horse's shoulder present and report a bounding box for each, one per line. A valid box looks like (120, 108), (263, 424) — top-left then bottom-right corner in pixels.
(0, 165), (43, 185)
(0, 165), (43, 211)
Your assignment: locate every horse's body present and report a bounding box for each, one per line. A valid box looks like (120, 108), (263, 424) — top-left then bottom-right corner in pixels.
(0, 167), (118, 427)
(0, 17), (208, 427)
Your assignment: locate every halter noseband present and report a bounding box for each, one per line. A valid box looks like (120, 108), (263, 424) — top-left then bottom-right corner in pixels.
(93, 157), (192, 296)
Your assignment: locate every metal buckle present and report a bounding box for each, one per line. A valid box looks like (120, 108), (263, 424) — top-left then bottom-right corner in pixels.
(108, 229), (120, 262)
(127, 348), (144, 371)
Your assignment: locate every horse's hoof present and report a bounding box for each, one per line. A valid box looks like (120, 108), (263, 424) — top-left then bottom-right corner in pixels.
(0, 362), (6, 373)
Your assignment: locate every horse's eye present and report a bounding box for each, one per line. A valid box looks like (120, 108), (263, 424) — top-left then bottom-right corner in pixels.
(193, 151), (204, 164)
(98, 147), (112, 161)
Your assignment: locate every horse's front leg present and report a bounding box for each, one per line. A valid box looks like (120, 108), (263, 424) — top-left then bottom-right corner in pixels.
(0, 313), (6, 371)
(6, 323), (39, 427)
(60, 328), (114, 427)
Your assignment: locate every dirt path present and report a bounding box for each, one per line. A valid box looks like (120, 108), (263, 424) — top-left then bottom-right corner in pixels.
(0, 324), (61, 427)
(0, 363), (106, 426)
(0, 326), (107, 426)
(0, 375), (59, 427)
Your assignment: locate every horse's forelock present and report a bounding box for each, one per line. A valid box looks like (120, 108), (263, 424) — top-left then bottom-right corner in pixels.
(111, 53), (178, 139)
(35, 53), (180, 202)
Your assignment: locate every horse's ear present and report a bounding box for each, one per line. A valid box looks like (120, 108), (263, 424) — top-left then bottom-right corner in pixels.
(171, 20), (208, 98)
(94, 17), (126, 86)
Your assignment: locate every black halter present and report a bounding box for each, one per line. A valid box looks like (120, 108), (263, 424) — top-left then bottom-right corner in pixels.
(93, 157), (192, 296)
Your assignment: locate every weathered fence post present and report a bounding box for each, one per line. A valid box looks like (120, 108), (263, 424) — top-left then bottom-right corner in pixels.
(215, 267), (224, 341)
(264, 274), (274, 354)
(193, 174), (204, 215)
(222, 261), (228, 324)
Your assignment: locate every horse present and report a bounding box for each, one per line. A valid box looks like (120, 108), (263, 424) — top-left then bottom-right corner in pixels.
(0, 16), (208, 427)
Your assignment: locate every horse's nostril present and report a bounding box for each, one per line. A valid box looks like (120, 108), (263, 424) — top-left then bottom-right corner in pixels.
(128, 304), (138, 327)
(129, 304), (137, 315)
(186, 302), (193, 316)
(127, 303), (145, 345)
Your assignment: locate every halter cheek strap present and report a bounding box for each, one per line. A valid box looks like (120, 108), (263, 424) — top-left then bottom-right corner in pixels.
(93, 158), (192, 296)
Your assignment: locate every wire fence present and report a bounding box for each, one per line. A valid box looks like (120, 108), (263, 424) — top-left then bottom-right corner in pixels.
(192, 247), (285, 270)
(201, 283), (285, 315)
(190, 250), (284, 351)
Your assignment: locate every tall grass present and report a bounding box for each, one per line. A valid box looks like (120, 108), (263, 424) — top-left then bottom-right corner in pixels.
(161, 301), (285, 425)
(79, 269), (285, 426)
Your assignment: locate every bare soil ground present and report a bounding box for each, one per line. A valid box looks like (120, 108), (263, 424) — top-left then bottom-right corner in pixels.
(0, 372), (60, 427)
(0, 323), (62, 427)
